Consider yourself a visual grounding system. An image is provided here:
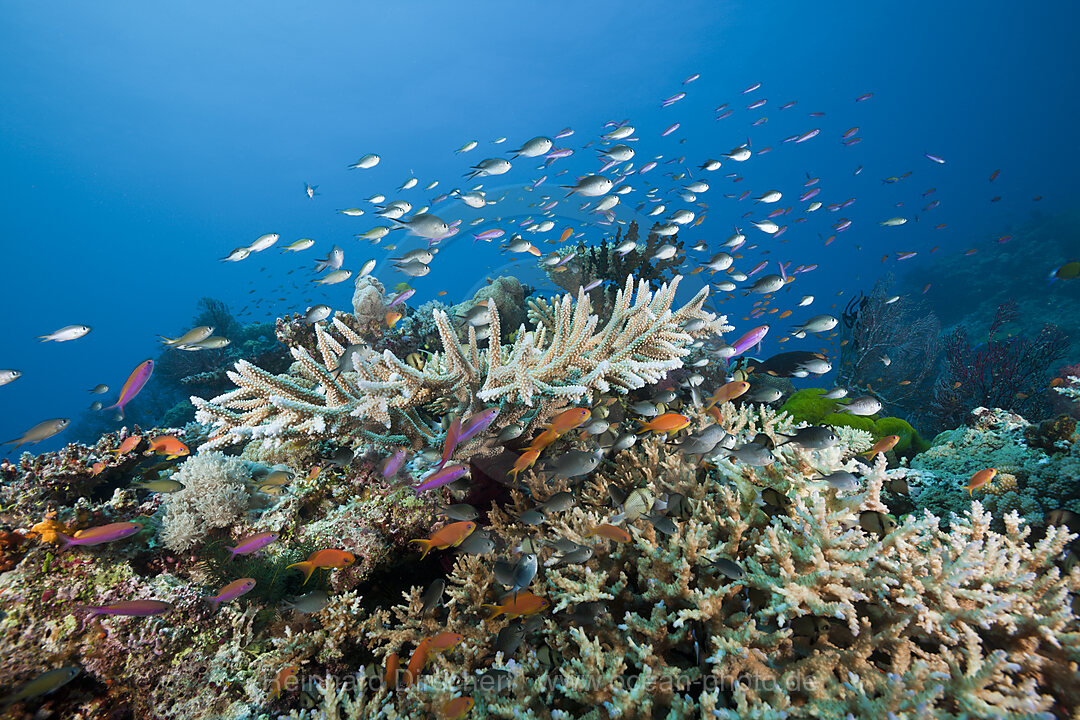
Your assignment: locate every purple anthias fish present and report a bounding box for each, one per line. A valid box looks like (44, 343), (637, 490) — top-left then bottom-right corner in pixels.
(474, 229), (504, 242)
(227, 531), (279, 560)
(58, 521), (142, 548)
(414, 463), (469, 494)
(662, 92), (686, 106)
(388, 289), (415, 307)
(661, 123), (680, 137)
(800, 188), (821, 202)
(730, 326), (769, 358)
(639, 161), (658, 173)
(554, 127), (574, 139)
(795, 128), (820, 143)
(208, 578), (256, 612)
(381, 448), (408, 478)
(84, 600), (172, 619)
(456, 407), (500, 445)
(581, 279), (603, 292)
(105, 359), (153, 420)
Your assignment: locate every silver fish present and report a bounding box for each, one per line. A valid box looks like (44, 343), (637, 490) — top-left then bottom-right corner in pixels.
(37, 325), (91, 342)
(0, 370), (21, 386)
(839, 395), (883, 416)
(3, 418), (70, 452)
(777, 426), (839, 450)
(305, 305), (333, 324)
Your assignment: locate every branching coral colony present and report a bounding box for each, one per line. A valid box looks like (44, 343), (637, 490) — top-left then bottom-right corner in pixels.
(291, 403), (1080, 720)
(192, 274), (729, 454)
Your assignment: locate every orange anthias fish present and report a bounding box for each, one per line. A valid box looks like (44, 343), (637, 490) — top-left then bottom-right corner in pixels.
(385, 311), (402, 329)
(112, 435), (142, 455)
(528, 428), (560, 452)
(427, 631), (463, 653)
(963, 468), (997, 496)
(508, 447), (542, 482)
(585, 524), (632, 543)
(861, 435), (900, 457)
(146, 435), (189, 460)
(706, 381), (750, 408)
(90, 462), (107, 476)
(442, 696), (475, 719)
(559, 227), (574, 243)
(270, 664), (299, 700)
(409, 521), (476, 560)
(383, 652), (400, 689)
(636, 412), (691, 435)
(285, 548), (356, 585)
(545, 408), (592, 435)
(403, 637), (433, 687)
(482, 592), (549, 620)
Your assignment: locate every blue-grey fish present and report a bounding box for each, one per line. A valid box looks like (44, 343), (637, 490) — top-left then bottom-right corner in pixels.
(816, 470), (859, 491)
(838, 396), (882, 416)
(547, 450), (602, 479)
(777, 426), (840, 450)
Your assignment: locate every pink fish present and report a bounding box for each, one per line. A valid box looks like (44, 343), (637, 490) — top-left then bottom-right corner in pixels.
(414, 463), (469, 494)
(782, 134), (799, 143)
(105, 359), (153, 420)
(842, 127), (859, 140)
(84, 600), (172, 620)
(923, 200), (940, 211)
(532, 175), (547, 188)
(800, 188), (821, 202)
(639, 161), (658, 173)
(856, 92), (874, 102)
(715, 103), (729, 112)
(683, 73), (700, 84)
(835, 219), (852, 232)
(661, 123), (680, 137)
(555, 252), (577, 267)
(457, 407), (500, 445)
(731, 325), (769, 357)
(751, 117), (768, 126)
(540, 201), (558, 211)
(799, 264), (818, 273)
(227, 531), (279, 559)
(747, 98), (767, 110)
(924, 153), (946, 164)
(843, 137), (862, 146)
(757, 147), (772, 155)
(715, 110), (733, 120)
(897, 252), (918, 260)
(780, 100), (797, 109)
(742, 82), (761, 94)
(381, 448), (408, 478)
(388, 289), (415, 307)
(773, 225), (788, 239)
(662, 92), (686, 106)
(809, 111), (826, 117)
(546, 148), (574, 160)
(795, 128), (820, 143)
(554, 127), (574, 139)
(747, 260), (768, 277)
(473, 229), (504, 242)
(804, 176), (820, 186)
(582, 279), (602, 292)
(208, 578), (256, 612)
(767, 208), (786, 219)
(58, 521), (142, 548)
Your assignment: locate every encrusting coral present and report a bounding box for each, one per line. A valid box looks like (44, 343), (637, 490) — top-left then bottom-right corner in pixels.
(192, 274), (730, 454)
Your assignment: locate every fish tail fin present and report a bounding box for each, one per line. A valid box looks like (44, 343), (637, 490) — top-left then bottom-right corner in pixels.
(206, 596), (221, 613)
(409, 539), (433, 561)
(55, 531), (77, 549)
(225, 545), (238, 561)
(285, 561), (315, 585)
(481, 604), (502, 620)
(635, 419), (651, 435)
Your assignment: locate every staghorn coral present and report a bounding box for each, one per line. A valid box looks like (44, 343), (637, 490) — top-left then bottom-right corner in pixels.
(317, 402), (1080, 720)
(191, 274), (730, 454)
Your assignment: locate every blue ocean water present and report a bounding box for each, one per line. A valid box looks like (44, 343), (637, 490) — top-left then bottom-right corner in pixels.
(1, 1), (1077, 452)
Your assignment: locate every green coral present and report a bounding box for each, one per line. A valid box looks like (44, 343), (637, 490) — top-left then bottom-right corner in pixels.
(779, 389), (930, 453)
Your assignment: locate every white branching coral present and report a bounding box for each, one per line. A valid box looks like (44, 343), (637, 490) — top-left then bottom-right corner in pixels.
(192, 274), (730, 451)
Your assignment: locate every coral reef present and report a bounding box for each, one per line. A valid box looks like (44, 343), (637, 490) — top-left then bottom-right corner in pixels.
(351, 275), (389, 331)
(912, 406), (1080, 530)
(160, 452), (253, 551)
(779, 389), (930, 455)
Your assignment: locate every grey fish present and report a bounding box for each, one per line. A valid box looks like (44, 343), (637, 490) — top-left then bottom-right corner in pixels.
(665, 492), (691, 518)
(652, 389), (678, 403)
(305, 305), (332, 324)
(472, 668), (512, 693)
(630, 401), (658, 417)
(0, 370), (21, 386)
(538, 491), (575, 514)
(839, 395), (882, 416)
(457, 531), (495, 555)
(679, 425), (728, 456)
(548, 450), (602, 479)
(493, 559), (517, 586)
(88, 401), (103, 411)
(611, 433), (638, 451)
(647, 513), (677, 536)
(395, 259), (431, 277)
(821, 387), (848, 400)
(420, 579), (445, 615)
(778, 426), (840, 450)
(790, 314), (838, 338)
(89, 384), (109, 394)
(283, 590), (330, 614)
(497, 424), (525, 442)
(332, 344), (373, 377)
(3, 418), (69, 453)
(436, 503), (479, 521)
(744, 274), (785, 294)
(495, 621), (526, 658)
(325, 447), (354, 468)
(546, 545), (593, 567)
(314, 245), (344, 272)
(568, 601), (605, 626)
(723, 443), (775, 466)
(708, 557), (745, 580)
(546, 537), (581, 554)
(511, 553), (537, 592)
(746, 386), (783, 403)
(816, 470), (859, 491)
(517, 509), (546, 526)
